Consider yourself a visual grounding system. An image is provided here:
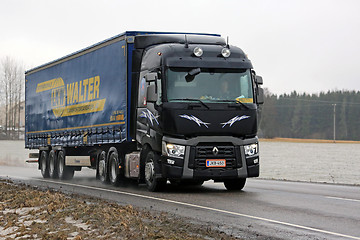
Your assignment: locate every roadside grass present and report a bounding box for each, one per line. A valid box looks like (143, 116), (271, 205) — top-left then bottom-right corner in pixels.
(0, 179), (238, 240)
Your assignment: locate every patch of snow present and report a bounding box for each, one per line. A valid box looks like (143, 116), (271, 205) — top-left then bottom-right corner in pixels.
(65, 216), (90, 230)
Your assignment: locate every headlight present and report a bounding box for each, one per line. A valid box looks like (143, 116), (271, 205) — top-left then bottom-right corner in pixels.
(244, 143), (258, 157)
(162, 142), (185, 158)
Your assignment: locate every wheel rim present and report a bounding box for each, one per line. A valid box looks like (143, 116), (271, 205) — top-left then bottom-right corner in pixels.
(49, 152), (55, 174)
(41, 153), (46, 173)
(110, 156), (117, 181)
(58, 152), (64, 176)
(98, 151), (106, 179)
(145, 159), (154, 183)
(99, 159), (105, 177)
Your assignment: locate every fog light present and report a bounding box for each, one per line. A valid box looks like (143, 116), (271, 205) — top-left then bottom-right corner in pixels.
(221, 48), (231, 58)
(193, 47), (203, 57)
(253, 158), (259, 164)
(167, 159), (175, 165)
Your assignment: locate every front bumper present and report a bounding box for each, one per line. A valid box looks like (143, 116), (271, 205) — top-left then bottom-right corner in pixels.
(161, 136), (259, 180)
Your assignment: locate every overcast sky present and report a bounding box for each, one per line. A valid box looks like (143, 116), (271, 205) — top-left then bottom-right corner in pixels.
(1, 0), (360, 95)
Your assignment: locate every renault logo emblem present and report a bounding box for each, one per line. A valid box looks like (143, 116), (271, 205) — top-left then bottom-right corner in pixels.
(212, 147), (219, 155)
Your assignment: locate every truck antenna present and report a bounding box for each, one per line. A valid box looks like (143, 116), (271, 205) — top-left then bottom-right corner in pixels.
(185, 35), (189, 48)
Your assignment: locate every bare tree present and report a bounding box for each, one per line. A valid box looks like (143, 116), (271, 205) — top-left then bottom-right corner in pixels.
(0, 56), (25, 139)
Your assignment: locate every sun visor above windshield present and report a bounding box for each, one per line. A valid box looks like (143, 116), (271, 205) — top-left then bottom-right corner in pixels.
(135, 34), (226, 49)
(164, 57), (253, 69)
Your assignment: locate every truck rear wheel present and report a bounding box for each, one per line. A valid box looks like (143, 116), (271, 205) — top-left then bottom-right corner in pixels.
(224, 178), (246, 191)
(40, 151), (50, 178)
(108, 151), (123, 186)
(145, 151), (166, 192)
(98, 151), (109, 183)
(57, 150), (74, 180)
(48, 150), (58, 179)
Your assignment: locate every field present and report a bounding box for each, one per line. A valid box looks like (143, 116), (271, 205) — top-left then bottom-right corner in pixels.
(260, 137), (360, 144)
(259, 139), (360, 185)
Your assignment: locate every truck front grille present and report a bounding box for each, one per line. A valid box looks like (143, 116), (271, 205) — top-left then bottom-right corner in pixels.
(188, 144), (241, 169)
(196, 145), (235, 158)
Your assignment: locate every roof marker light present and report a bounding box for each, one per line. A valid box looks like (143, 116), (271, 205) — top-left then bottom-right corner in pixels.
(193, 47), (203, 57)
(221, 48), (231, 58)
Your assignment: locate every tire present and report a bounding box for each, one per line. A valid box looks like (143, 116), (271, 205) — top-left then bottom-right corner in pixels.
(224, 178), (246, 191)
(144, 151), (166, 192)
(40, 151), (50, 178)
(57, 150), (74, 180)
(108, 151), (123, 186)
(98, 151), (109, 183)
(48, 150), (58, 179)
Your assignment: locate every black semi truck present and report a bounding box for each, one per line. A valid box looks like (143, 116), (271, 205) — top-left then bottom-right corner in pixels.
(25, 31), (264, 191)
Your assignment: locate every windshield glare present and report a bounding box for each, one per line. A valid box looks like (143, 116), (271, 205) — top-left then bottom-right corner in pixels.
(166, 68), (254, 103)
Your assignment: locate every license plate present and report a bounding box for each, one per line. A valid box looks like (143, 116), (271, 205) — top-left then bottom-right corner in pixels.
(206, 159), (226, 167)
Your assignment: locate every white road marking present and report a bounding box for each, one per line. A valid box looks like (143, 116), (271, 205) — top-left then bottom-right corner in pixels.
(27, 178), (360, 240)
(326, 196), (360, 203)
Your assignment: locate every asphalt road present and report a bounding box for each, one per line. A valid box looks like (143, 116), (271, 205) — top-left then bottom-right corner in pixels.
(1, 166), (359, 240)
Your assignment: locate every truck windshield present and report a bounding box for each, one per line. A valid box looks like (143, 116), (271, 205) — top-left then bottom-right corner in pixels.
(166, 68), (254, 103)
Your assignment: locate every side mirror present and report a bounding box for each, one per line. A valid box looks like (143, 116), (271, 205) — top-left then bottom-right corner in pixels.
(257, 87), (264, 104)
(255, 75), (263, 85)
(146, 84), (158, 102)
(145, 72), (157, 82)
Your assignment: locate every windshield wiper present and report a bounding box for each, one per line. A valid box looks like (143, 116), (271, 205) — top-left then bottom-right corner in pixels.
(170, 98), (210, 109)
(209, 99), (249, 109)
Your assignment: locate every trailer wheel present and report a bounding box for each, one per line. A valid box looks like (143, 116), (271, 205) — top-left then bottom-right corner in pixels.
(109, 151), (123, 186)
(224, 178), (246, 191)
(98, 151), (109, 183)
(144, 151), (166, 192)
(40, 151), (50, 178)
(48, 150), (58, 179)
(57, 150), (74, 180)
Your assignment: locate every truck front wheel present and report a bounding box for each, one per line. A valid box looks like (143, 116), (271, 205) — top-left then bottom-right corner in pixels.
(40, 151), (50, 178)
(224, 178), (246, 191)
(144, 151), (166, 192)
